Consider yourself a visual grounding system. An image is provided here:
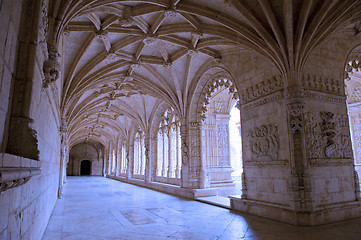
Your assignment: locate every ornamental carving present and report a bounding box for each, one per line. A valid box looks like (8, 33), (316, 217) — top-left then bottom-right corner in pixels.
(217, 122), (230, 166)
(1, 177), (31, 192)
(242, 75), (283, 103)
(345, 53), (361, 80)
(43, 46), (61, 88)
(305, 112), (353, 159)
(198, 74), (237, 120)
(38, 0), (48, 44)
(250, 124), (279, 161)
(0, 167), (41, 193)
(302, 73), (341, 95)
(287, 103), (304, 134)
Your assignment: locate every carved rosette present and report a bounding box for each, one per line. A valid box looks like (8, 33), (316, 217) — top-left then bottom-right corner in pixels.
(43, 45), (61, 88)
(250, 124), (279, 161)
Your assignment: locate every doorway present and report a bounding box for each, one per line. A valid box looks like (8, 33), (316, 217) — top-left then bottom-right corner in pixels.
(80, 160), (91, 175)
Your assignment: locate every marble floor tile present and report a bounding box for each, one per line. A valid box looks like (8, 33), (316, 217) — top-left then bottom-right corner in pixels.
(43, 177), (361, 240)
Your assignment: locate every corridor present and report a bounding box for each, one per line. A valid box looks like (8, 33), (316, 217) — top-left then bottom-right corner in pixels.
(43, 177), (361, 240)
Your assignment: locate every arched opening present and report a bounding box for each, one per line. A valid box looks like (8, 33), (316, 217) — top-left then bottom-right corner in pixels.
(120, 140), (128, 176)
(345, 45), (361, 184)
(80, 160), (91, 175)
(229, 102), (242, 195)
(67, 143), (103, 176)
(133, 129), (146, 179)
(155, 108), (182, 185)
(200, 78), (242, 197)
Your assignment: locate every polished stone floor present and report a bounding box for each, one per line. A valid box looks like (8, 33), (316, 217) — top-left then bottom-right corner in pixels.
(43, 177), (361, 240)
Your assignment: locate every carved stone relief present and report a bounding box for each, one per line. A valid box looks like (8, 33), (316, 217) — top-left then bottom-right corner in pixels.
(345, 53), (361, 80)
(217, 121), (230, 166)
(43, 45), (61, 88)
(250, 124), (279, 161)
(198, 76), (236, 120)
(304, 112), (353, 162)
(288, 103), (304, 134)
(38, 0), (48, 44)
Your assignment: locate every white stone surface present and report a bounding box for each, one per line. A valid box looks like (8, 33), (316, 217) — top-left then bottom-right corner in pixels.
(43, 176), (361, 240)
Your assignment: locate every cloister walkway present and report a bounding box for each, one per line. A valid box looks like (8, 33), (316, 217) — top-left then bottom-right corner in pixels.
(43, 177), (361, 240)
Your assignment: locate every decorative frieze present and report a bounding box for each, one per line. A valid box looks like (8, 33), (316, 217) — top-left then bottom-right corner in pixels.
(0, 167), (41, 193)
(302, 73), (341, 95)
(309, 158), (353, 167)
(198, 73), (237, 120)
(242, 75), (283, 104)
(303, 90), (345, 104)
(242, 91), (284, 110)
(244, 160), (288, 166)
(250, 124), (279, 161)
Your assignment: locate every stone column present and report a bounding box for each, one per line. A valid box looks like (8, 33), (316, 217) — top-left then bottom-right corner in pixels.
(348, 107), (361, 177)
(58, 120), (67, 198)
(127, 144), (134, 178)
(230, 73), (361, 226)
(168, 126), (176, 178)
(182, 122), (206, 188)
(144, 135), (151, 182)
(230, 74), (294, 223)
(180, 124), (190, 187)
(150, 133), (158, 181)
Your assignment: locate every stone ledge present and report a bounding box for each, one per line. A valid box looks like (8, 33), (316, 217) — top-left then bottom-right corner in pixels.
(229, 196), (361, 226)
(107, 175), (217, 199)
(0, 153), (41, 193)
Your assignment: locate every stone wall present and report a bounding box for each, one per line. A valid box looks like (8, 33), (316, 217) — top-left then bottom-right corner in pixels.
(0, 0), (22, 151)
(0, 0), (61, 239)
(68, 143), (103, 176)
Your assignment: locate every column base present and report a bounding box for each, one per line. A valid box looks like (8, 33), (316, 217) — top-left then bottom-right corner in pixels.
(230, 196), (361, 226)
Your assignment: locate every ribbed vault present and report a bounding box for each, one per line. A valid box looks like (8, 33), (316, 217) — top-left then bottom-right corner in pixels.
(48, 0), (361, 146)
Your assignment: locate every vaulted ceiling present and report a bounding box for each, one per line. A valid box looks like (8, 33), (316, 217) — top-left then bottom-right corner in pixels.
(49, 0), (361, 147)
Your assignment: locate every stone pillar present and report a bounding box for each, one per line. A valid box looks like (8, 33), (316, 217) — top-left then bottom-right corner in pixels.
(150, 133), (158, 181)
(115, 145), (121, 177)
(162, 128), (169, 177)
(207, 114), (234, 195)
(144, 136), (151, 182)
(230, 73), (361, 226)
(180, 124), (189, 187)
(348, 107), (361, 177)
(58, 120), (67, 198)
(168, 126), (176, 178)
(181, 122), (206, 188)
(127, 144), (134, 178)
